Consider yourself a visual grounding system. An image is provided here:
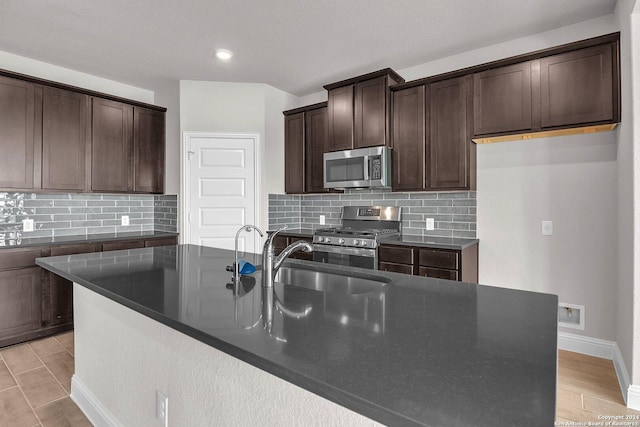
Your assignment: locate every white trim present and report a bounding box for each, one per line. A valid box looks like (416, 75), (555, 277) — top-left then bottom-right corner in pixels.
(71, 374), (124, 427)
(181, 132), (261, 247)
(627, 386), (640, 411)
(558, 331), (630, 404)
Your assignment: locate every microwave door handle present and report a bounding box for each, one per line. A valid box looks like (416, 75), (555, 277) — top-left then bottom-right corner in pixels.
(363, 155), (370, 180)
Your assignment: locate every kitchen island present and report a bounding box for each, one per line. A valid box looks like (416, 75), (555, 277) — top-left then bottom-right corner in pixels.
(37, 244), (557, 427)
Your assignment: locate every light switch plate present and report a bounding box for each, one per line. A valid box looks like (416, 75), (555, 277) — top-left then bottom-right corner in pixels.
(121, 215), (130, 226)
(542, 220), (553, 236)
(426, 218), (435, 231)
(22, 218), (34, 232)
(319, 215), (326, 225)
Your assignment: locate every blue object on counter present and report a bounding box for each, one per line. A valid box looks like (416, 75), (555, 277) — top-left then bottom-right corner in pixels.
(238, 259), (256, 275)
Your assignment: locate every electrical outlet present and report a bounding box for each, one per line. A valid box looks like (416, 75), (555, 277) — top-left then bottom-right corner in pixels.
(156, 391), (168, 427)
(319, 215), (326, 225)
(426, 218), (435, 231)
(22, 218), (34, 232)
(541, 220), (553, 236)
(121, 215), (130, 226)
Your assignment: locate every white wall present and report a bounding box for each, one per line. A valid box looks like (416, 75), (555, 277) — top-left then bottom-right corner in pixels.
(154, 80), (181, 195)
(614, 0), (637, 387)
(388, 16), (621, 341)
(179, 81), (297, 234)
(73, 284), (383, 427)
(0, 50), (154, 104)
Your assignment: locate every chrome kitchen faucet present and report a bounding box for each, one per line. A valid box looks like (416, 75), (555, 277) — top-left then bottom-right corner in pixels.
(262, 226), (313, 289)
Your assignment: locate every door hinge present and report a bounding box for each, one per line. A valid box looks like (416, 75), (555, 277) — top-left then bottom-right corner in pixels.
(187, 150), (195, 160)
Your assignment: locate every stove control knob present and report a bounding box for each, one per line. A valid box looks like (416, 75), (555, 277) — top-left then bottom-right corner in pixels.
(339, 238), (345, 244)
(317, 237), (324, 243)
(325, 238), (331, 243)
(353, 239), (360, 246)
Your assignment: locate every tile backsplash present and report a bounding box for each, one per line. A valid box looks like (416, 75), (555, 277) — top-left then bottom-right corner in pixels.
(269, 189), (476, 239)
(0, 192), (178, 241)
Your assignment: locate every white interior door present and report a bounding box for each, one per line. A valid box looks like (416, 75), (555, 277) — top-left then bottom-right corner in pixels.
(183, 132), (259, 252)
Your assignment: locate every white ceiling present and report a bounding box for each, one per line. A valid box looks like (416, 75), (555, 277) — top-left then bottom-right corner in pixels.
(0, 0), (617, 96)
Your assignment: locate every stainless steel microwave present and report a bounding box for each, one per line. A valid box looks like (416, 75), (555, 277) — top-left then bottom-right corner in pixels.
(323, 147), (391, 190)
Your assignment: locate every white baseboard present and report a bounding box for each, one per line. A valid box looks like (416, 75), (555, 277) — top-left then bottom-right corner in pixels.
(558, 331), (630, 405)
(71, 375), (124, 427)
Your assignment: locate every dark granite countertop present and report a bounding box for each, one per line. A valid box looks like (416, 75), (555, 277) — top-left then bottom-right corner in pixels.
(0, 231), (178, 250)
(379, 235), (479, 250)
(36, 244), (556, 427)
(278, 228), (314, 237)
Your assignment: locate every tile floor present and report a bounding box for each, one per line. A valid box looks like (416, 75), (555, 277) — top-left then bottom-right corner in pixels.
(0, 331), (91, 427)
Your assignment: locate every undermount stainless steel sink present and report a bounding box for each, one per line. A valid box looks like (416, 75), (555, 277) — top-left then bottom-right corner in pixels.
(274, 263), (390, 295)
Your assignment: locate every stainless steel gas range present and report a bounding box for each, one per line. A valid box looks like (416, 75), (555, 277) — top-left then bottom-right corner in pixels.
(312, 206), (401, 270)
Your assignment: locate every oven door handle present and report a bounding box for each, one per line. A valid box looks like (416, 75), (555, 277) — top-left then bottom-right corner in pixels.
(312, 244), (376, 258)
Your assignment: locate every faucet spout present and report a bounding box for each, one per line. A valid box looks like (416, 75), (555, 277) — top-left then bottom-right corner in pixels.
(273, 241), (313, 272)
(262, 227), (313, 288)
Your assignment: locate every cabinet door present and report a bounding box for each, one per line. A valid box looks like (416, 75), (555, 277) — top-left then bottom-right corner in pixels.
(305, 107), (328, 193)
(327, 85), (354, 151)
(42, 87), (89, 191)
(540, 44), (613, 128)
(379, 261), (414, 275)
(0, 268), (42, 339)
(429, 77), (469, 190)
(134, 107), (165, 193)
(284, 112), (305, 194)
(418, 266), (458, 281)
(0, 76), (36, 189)
(473, 62), (532, 135)
(91, 98), (133, 192)
(392, 86), (426, 191)
(355, 77), (387, 148)
(48, 243), (98, 327)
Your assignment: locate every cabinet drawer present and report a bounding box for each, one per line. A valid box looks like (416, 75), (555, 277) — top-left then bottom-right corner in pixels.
(378, 245), (414, 265)
(101, 240), (145, 251)
(0, 248), (42, 270)
(379, 261), (413, 275)
(145, 237), (178, 248)
(50, 243), (98, 257)
(419, 249), (458, 270)
(418, 267), (458, 281)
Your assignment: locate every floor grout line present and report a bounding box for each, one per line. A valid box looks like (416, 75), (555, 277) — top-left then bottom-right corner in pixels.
(1, 345), (45, 426)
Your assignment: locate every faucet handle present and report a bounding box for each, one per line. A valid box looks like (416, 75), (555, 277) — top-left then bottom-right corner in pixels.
(266, 226), (288, 240)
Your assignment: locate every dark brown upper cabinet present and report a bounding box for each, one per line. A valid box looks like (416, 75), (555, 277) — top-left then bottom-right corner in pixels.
(0, 76), (37, 190)
(283, 103), (329, 194)
(354, 76), (387, 148)
(0, 68), (166, 194)
(429, 76), (472, 190)
(133, 107), (165, 193)
(284, 111), (305, 194)
(539, 43), (614, 128)
(391, 76), (475, 192)
(473, 62), (532, 136)
(325, 69), (404, 152)
(472, 36), (619, 141)
(91, 98), (133, 192)
(305, 106), (329, 193)
(42, 87), (90, 191)
(327, 85), (353, 151)
(392, 85), (426, 191)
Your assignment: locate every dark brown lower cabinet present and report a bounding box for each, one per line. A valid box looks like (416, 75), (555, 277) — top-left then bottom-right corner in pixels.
(0, 267), (42, 346)
(0, 235), (178, 348)
(47, 243), (99, 327)
(378, 243), (478, 284)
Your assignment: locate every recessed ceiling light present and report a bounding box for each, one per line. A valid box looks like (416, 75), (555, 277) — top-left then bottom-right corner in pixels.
(215, 49), (233, 61)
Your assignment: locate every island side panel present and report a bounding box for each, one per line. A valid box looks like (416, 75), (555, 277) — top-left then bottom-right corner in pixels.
(71, 284), (385, 427)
